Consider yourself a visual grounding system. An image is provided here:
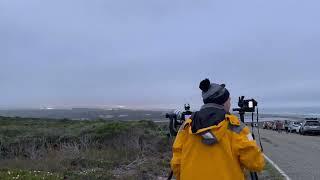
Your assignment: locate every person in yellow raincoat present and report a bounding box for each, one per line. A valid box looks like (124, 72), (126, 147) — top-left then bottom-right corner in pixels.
(171, 78), (265, 180)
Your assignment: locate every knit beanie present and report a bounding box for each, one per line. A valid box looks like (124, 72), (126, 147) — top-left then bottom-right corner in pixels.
(199, 78), (230, 105)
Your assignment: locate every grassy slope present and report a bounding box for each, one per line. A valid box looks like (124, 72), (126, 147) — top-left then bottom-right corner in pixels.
(0, 116), (171, 179)
(259, 162), (284, 180)
(0, 116), (283, 180)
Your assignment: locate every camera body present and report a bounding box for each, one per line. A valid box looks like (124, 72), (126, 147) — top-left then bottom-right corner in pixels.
(233, 96), (257, 113)
(166, 105), (193, 136)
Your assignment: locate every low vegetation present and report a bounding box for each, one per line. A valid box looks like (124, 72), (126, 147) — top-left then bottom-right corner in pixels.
(259, 162), (284, 180)
(0, 116), (283, 180)
(0, 116), (171, 179)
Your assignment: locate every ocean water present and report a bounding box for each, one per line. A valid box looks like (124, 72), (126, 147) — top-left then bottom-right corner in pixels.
(261, 107), (320, 117)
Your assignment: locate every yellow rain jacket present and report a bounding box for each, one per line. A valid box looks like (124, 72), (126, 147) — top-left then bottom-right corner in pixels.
(171, 106), (265, 180)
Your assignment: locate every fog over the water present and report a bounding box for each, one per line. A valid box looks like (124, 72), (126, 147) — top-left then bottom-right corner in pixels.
(1, 1), (320, 111)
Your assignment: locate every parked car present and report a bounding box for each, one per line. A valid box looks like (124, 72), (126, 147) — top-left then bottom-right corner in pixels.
(276, 121), (284, 133)
(299, 120), (320, 135)
(288, 121), (302, 133)
(263, 122), (272, 129)
(271, 121), (284, 132)
(264, 121), (274, 130)
(268, 122), (274, 130)
(272, 122), (277, 131)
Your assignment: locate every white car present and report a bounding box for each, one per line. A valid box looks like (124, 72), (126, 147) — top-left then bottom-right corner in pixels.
(288, 121), (302, 133)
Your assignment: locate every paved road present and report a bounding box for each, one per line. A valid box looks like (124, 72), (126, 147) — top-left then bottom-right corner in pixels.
(256, 129), (320, 180)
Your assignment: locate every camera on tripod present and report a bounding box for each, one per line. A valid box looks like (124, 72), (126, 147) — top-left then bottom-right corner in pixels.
(233, 96), (260, 180)
(165, 104), (192, 136)
(233, 96), (258, 113)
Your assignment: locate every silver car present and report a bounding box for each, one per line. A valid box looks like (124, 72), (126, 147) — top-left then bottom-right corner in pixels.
(288, 121), (302, 133)
(299, 120), (320, 135)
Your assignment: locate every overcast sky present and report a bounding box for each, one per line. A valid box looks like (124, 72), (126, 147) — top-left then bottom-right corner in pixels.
(1, 0), (320, 110)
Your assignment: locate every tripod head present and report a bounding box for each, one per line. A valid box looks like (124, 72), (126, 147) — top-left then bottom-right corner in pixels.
(233, 96), (258, 122)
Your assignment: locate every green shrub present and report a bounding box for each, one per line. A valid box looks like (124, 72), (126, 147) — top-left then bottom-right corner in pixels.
(95, 122), (130, 137)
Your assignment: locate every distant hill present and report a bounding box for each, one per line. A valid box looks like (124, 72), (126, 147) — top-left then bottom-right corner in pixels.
(0, 108), (168, 121)
(2, 107), (316, 122)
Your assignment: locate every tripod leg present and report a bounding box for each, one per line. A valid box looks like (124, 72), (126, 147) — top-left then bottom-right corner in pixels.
(167, 171), (173, 180)
(250, 172), (259, 180)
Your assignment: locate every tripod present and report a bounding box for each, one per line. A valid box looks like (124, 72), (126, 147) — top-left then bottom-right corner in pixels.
(233, 108), (259, 180)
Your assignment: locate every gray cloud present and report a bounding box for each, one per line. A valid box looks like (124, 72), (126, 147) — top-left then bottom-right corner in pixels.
(1, 0), (320, 109)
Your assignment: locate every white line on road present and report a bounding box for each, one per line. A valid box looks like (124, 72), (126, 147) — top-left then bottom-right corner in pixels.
(264, 154), (291, 180)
